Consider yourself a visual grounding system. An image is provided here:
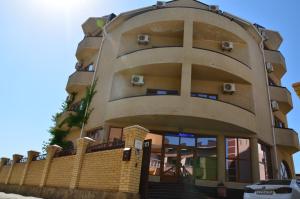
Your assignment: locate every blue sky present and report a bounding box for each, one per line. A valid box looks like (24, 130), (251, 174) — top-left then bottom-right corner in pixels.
(0, 0), (299, 173)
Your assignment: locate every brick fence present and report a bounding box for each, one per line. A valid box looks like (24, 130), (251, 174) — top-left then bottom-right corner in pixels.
(0, 125), (149, 199)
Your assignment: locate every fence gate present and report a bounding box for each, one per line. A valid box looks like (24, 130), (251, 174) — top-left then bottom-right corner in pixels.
(139, 139), (152, 199)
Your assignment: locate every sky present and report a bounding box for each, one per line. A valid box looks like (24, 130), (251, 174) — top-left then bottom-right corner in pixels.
(0, 0), (299, 173)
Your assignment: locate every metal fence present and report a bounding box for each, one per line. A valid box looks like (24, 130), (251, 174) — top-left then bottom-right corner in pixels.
(86, 141), (125, 153)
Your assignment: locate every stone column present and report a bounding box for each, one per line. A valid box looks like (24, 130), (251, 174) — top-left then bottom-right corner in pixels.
(181, 63), (192, 98)
(183, 19), (193, 49)
(119, 125), (148, 193)
(217, 135), (225, 183)
(69, 137), (95, 189)
(20, 151), (39, 186)
(5, 154), (23, 184)
(250, 137), (260, 183)
(39, 145), (62, 187)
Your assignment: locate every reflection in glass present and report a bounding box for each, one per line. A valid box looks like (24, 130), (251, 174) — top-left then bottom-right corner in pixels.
(180, 137), (195, 147)
(179, 148), (194, 177)
(145, 133), (162, 176)
(225, 138), (251, 182)
(258, 143), (273, 180)
(109, 127), (123, 143)
(164, 135), (179, 145)
(280, 161), (291, 179)
(163, 147), (177, 176)
(195, 137), (217, 180)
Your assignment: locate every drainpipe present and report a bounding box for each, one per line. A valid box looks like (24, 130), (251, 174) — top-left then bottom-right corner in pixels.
(257, 29), (280, 179)
(79, 18), (114, 138)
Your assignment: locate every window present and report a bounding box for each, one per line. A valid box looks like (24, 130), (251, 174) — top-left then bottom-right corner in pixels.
(108, 127), (123, 143)
(191, 92), (218, 100)
(195, 137), (217, 180)
(147, 89), (179, 96)
(274, 117), (285, 128)
(225, 138), (251, 182)
(268, 78), (277, 86)
(280, 161), (291, 179)
(164, 133), (195, 146)
(258, 143), (273, 180)
(87, 128), (104, 141)
(145, 133), (163, 176)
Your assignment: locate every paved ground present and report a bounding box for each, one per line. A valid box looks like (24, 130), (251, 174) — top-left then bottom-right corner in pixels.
(0, 193), (42, 199)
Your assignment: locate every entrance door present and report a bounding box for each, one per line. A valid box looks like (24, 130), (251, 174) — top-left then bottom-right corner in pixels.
(162, 145), (194, 182)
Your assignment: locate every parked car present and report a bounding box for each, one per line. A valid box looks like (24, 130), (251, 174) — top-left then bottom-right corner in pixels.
(244, 179), (300, 199)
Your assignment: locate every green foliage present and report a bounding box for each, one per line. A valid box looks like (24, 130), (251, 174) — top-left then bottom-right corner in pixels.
(45, 80), (97, 150)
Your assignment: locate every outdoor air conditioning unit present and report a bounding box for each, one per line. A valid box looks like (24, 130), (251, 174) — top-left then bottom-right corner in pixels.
(156, 1), (166, 8)
(75, 62), (83, 70)
(223, 83), (236, 94)
(131, 75), (144, 86)
(261, 30), (269, 41)
(221, 41), (234, 51)
(266, 62), (274, 73)
(271, 100), (279, 112)
(137, 34), (150, 45)
(209, 5), (220, 12)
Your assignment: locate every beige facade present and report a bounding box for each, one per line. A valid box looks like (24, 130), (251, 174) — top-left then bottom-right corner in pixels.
(61, 0), (299, 185)
(1, 1), (299, 197)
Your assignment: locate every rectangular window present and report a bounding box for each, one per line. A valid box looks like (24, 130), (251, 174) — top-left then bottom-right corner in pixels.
(258, 143), (273, 180)
(191, 92), (218, 100)
(147, 89), (179, 96)
(274, 117), (285, 128)
(108, 127), (123, 143)
(145, 133), (163, 176)
(225, 138), (251, 182)
(86, 128), (104, 141)
(194, 137), (217, 180)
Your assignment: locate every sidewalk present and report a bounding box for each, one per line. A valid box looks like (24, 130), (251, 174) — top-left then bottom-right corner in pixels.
(0, 193), (42, 199)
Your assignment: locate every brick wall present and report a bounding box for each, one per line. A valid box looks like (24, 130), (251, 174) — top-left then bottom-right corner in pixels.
(46, 156), (75, 188)
(0, 166), (10, 183)
(24, 160), (45, 186)
(9, 163), (25, 185)
(78, 149), (123, 191)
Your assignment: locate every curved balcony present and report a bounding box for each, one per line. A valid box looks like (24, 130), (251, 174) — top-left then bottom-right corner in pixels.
(275, 128), (299, 153)
(76, 37), (102, 61)
(263, 29), (283, 50)
(105, 95), (257, 134)
(269, 86), (293, 114)
(66, 71), (93, 93)
(264, 50), (286, 79)
(114, 47), (252, 84)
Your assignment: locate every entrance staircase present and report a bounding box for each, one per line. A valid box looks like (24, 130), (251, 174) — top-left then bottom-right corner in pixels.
(147, 182), (214, 199)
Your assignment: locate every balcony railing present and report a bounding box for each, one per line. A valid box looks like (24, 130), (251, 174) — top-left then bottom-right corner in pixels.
(86, 141), (125, 153)
(54, 149), (76, 158)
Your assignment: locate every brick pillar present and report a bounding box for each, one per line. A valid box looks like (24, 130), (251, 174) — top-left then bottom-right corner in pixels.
(39, 145), (62, 187)
(217, 135), (225, 183)
(0, 158), (9, 174)
(250, 137), (260, 183)
(5, 154), (23, 184)
(20, 151), (39, 186)
(69, 137), (95, 189)
(119, 125), (148, 193)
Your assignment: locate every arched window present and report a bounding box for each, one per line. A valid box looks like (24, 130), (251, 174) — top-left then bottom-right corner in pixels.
(280, 161), (291, 179)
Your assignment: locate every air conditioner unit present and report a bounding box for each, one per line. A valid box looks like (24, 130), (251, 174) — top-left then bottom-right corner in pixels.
(156, 1), (166, 8)
(271, 100), (279, 112)
(266, 62), (274, 73)
(223, 83), (236, 93)
(137, 34), (150, 45)
(131, 75), (144, 86)
(75, 62), (83, 70)
(261, 30), (269, 41)
(221, 41), (234, 51)
(209, 5), (220, 12)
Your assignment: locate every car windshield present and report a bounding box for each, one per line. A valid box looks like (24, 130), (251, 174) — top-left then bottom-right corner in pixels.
(258, 180), (291, 185)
